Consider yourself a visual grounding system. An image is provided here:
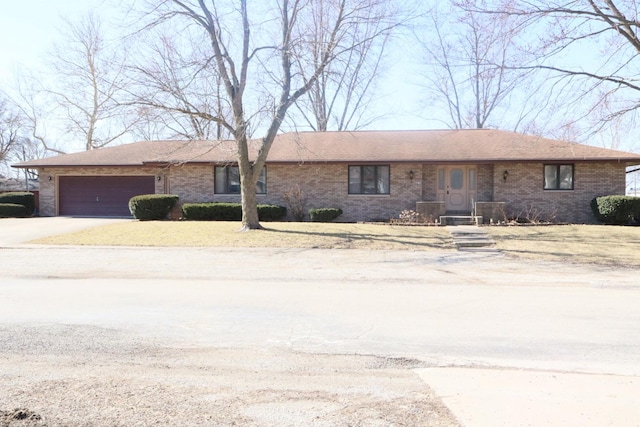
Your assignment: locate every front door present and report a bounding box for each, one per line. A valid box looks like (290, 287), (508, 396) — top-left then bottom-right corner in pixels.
(437, 165), (477, 213)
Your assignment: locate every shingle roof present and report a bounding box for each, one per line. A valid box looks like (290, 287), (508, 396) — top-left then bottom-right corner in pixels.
(12, 129), (640, 168)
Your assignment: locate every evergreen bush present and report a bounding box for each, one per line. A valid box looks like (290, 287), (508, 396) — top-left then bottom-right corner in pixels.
(0, 192), (35, 214)
(129, 194), (179, 220)
(309, 207), (343, 222)
(591, 195), (640, 225)
(0, 203), (31, 218)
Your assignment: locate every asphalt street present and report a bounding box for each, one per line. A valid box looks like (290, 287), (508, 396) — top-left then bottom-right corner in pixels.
(1, 217), (639, 426)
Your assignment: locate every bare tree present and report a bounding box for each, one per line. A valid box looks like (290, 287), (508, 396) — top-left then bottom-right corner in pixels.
(33, 13), (138, 151)
(471, 1), (640, 134)
(0, 97), (23, 166)
(0, 94), (45, 179)
(417, 0), (536, 130)
(128, 32), (232, 141)
(291, 3), (396, 131)
(135, 0), (400, 230)
(11, 71), (67, 156)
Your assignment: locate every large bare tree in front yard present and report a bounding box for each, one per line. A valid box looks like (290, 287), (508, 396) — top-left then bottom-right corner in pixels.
(138, 0), (399, 230)
(128, 32), (232, 141)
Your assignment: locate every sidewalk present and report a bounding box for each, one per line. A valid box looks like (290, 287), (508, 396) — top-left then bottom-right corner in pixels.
(417, 367), (640, 427)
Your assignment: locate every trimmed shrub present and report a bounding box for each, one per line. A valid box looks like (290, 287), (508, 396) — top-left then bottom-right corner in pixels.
(0, 203), (31, 218)
(309, 207), (343, 222)
(591, 195), (640, 225)
(129, 194), (179, 220)
(257, 204), (287, 221)
(182, 202), (287, 221)
(182, 202), (242, 221)
(0, 192), (35, 214)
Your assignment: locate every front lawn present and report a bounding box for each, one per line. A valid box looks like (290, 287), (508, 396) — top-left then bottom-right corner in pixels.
(30, 221), (455, 251)
(29, 221), (640, 267)
(485, 224), (640, 268)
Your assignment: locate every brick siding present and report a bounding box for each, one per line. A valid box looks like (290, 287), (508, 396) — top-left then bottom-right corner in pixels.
(493, 162), (627, 223)
(476, 164), (494, 202)
(256, 163), (423, 222)
(37, 167), (165, 216)
(37, 161), (627, 223)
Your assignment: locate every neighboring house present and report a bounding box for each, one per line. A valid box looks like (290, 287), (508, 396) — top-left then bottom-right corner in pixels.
(12, 129), (640, 223)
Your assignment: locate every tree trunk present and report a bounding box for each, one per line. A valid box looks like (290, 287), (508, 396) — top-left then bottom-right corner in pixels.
(237, 165), (260, 233)
(239, 177), (262, 231)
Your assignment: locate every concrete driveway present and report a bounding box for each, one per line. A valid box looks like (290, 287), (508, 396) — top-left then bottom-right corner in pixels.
(1, 217), (639, 426)
(0, 216), (132, 246)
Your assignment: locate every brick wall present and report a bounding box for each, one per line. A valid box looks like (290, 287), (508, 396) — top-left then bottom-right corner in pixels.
(477, 164), (494, 202)
(421, 165), (438, 201)
(493, 162), (627, 223)
(166, 164), (214, 203)
(266, 163), (423, 222)
(37, 166), (165, 216)
(38, 160), (627, 223)
(167, 163), (423, 222)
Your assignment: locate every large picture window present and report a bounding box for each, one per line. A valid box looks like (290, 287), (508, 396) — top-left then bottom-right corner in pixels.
(215, 166), (266, 194)
(544, 164), (573, 190)
(348, 165), (390, 194)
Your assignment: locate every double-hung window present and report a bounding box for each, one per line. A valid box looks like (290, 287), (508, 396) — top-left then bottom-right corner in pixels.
(215, 166), (266, 194)
(544, 164), (573, 190)
(348, 165), (390, 194)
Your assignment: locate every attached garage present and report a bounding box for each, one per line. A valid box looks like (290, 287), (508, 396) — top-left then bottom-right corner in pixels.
(58, 176), (155, 216)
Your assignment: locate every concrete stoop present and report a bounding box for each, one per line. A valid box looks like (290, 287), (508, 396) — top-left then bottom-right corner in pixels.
(446, 225), (497, 250)
(439, 215), (482, 226)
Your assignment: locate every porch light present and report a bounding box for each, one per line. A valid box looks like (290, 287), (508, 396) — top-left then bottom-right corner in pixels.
(408, 170), (415, 180)
(157, 175), (162, 182)
(503, 170), (509, 182)
(48, 175), (52, 181)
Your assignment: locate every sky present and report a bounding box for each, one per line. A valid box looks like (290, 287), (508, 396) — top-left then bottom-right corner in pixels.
(0, 0), (428, 135)
(0, 0), (107, 80)
(1, 1), (639, 154)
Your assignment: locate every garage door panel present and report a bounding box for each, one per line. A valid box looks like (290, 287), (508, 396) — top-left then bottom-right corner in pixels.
(59, 176), (155, 216)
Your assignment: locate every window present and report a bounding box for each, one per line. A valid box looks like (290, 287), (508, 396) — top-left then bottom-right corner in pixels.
(348, 165), (390, 194)
(215, 166), (266, 194)
(544, 164), (573, 190)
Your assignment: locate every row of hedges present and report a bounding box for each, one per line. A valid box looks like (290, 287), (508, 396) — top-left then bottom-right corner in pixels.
(591, 195), (640, 225)
(0, 192), (36, 218)
(129, 195), (344, 223)
(181, 202), (287, 221)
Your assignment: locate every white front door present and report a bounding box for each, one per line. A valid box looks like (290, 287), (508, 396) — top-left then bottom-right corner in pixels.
(437, 165), (477, 213)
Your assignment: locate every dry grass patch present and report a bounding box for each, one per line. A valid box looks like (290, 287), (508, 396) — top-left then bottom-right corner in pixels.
(31, 221), (455, 251)
(485, 224), (640, 267)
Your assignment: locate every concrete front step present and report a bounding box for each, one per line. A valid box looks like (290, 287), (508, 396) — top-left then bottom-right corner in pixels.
(440, 216), (483, 226)
(447, 225), (497, 249)
(454, 239), (495, 248)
